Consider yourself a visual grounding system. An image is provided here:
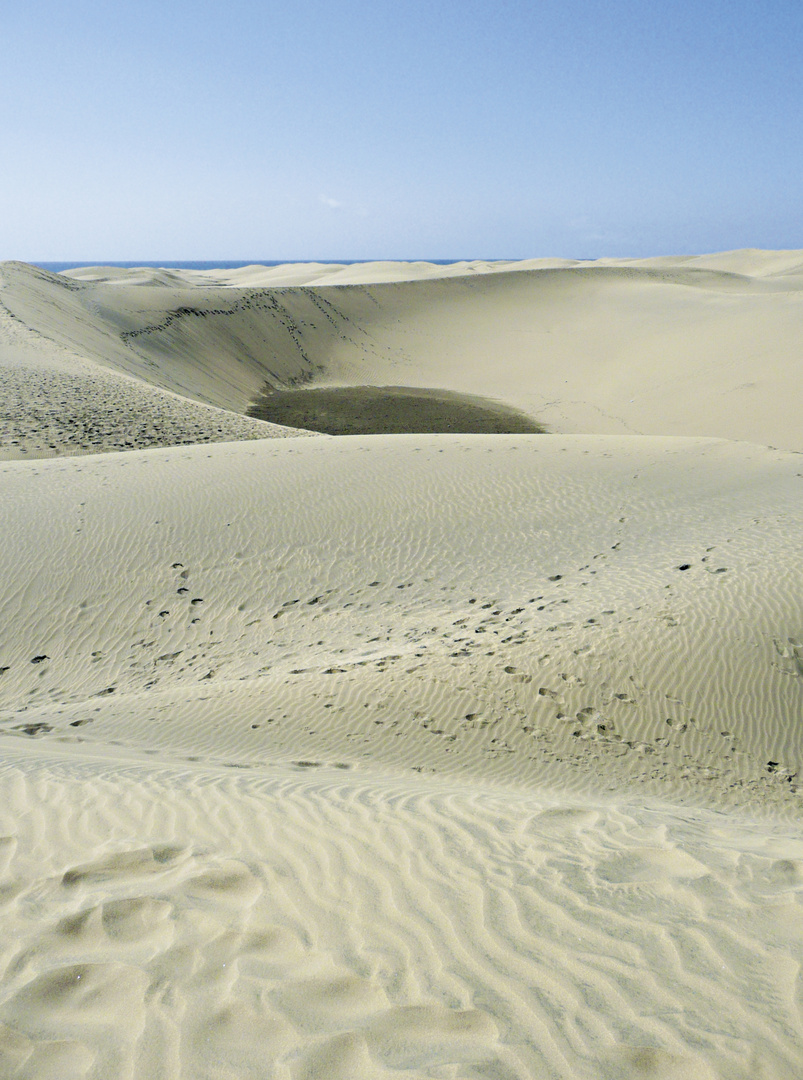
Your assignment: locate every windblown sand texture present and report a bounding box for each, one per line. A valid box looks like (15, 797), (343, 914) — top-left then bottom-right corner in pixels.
(1, 252), (802, 1079)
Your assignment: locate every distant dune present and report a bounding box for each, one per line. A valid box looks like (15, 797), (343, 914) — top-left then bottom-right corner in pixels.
(0, 254), (802, 1079)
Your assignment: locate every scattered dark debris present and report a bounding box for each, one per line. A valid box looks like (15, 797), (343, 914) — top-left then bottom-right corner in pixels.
(14, 723), (52, 736)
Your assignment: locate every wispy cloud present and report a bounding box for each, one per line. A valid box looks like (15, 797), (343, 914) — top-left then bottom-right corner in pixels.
(568, 217), (629, 245)
(319, 195), (342, 209)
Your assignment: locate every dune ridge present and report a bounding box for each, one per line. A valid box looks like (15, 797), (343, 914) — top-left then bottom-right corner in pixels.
(0, 254), (802, 1078)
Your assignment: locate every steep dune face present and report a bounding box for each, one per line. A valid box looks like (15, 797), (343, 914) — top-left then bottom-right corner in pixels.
(2, 253), (803, 449)
(0, 264), (311, 459)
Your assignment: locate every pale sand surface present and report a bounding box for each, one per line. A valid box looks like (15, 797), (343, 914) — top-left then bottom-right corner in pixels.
(0, 254), (802, 1078)
(2, 249), (803, 450)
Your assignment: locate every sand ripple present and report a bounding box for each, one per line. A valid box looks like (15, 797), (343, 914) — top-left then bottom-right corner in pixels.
(0, 752), (801, 1078)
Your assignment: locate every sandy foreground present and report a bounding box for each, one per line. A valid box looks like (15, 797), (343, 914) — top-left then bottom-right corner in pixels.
(0, 253), (802, 1079)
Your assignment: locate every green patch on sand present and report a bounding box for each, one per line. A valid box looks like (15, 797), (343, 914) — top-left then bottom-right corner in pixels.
(247, 385), (546, 436)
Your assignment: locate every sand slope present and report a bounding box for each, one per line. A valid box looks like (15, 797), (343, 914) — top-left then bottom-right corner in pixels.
(0, 254), (802, 1079)
(0, 264), (310, 460)
(3, 747), (803, 1080)
(2, 434), (802, 806)
(2, 250), (803, 451)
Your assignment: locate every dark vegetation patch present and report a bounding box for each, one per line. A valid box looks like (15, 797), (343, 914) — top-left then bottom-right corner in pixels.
(246, 384), (546, 436)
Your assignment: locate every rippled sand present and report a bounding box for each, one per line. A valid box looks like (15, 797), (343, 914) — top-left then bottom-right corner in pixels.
(0, 254), (802, 1079)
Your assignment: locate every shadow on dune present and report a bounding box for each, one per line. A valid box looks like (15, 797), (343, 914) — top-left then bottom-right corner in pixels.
(246, 384), (546, 436)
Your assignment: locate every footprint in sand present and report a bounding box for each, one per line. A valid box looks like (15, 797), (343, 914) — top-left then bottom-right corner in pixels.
(61, 845), (188, 887)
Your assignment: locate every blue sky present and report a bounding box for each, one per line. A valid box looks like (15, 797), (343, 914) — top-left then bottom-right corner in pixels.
(2, 0), (801, 259)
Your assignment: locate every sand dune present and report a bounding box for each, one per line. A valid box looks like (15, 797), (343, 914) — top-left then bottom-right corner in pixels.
(2, 433), (802, 804)
(0, 254), (802, 1079)
(0, 264), (310, 461)
(2, 250), (803, 451)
